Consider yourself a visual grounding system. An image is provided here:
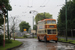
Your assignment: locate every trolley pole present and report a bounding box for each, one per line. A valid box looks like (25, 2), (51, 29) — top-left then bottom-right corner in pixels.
(65, 0), (67, 41)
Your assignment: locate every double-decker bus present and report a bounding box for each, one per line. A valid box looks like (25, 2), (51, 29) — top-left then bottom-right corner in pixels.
(37, 19), (58, 43)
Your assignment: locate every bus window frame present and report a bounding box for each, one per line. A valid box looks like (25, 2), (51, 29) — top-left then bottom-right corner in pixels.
(46, 20), (56, 24)
(47, 29), (57, 35)
(37, 30), (45, 34)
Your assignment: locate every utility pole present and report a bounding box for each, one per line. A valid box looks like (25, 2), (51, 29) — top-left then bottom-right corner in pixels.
(13, 17), (15, 40)
(44, 12), (45, 19)
(7, 10), (10, 40)
(65, 0), (67, 41)
(11, 17), (15, 41)
(33, 16), (34, 29)
(33, 16), (34, 38)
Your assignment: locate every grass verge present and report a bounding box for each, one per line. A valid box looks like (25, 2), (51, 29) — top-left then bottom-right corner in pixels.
(58, 38), (75, 44)
(15, 36), (24, 39)
(0, 40), (22, 50)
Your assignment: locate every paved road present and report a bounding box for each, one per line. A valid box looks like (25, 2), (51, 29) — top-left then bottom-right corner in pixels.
(12, 39), (75, 50)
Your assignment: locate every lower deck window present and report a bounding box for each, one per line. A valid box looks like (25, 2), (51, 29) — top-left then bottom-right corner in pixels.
(38, 30), (45, 34)
(47, 30), (51, 34)
(47, 29), (56, 34)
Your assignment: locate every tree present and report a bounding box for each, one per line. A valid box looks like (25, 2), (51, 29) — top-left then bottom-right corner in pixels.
(9, 17), (19, 33)
(0, 0), (12, 11)
(57, 1), (75, 31)
(0, 0), (12, 26)
(19, 21), (30, 32)
(57, 1), (75, 36)
(0, 15), (4, 26)
(33, 25), (37, 30)
(35, 12), (52, 24)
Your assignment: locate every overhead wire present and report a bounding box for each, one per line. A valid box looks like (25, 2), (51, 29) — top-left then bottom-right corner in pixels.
(35, 0), (49, 11)
(40, 0), (46, 6)
(35, 0), (64, 13)
(44, 0), (50, 6)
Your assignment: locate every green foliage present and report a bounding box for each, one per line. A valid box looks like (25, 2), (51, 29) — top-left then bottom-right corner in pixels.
(15, 36), (24, 39)
(0, 35), (3, 46)
(0, 0), (12, 26)
(57, 1), (75, 31)
(0, 15), (4, 26)
(0, 40), (22, 50)
(0, 0), (12, 11)
(0, 35), (12, 46)
(33, 25), (37, 30)
(35, 12), (52, 24)
(19, 21), (30, 32)
(5, 39), (12, 43)
(58, 38), (75, 43)
(23, 34), (28, 38)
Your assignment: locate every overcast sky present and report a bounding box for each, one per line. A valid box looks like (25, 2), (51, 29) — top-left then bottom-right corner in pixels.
(8, 0), (66, 29)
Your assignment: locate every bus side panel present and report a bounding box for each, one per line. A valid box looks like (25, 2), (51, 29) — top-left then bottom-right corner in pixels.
(37, 34), (46, 40)
(46, 35), (57, 41)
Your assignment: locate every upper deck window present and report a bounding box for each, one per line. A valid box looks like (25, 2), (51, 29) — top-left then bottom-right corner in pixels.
(38, 21), (45, 25)
(52, 20), (56, 24)
(47, 20), (51, 24)
(47, 20), (56, 24)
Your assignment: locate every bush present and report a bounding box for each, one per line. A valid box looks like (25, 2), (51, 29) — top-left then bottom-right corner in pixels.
(5, 39), (12, 43)
(0, 35), (3, 46)
(5, 35), (8, 38)
(23, 34), (27, 38)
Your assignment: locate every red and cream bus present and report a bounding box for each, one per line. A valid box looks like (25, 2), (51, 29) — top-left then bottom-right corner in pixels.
(37, 19), (58, 43)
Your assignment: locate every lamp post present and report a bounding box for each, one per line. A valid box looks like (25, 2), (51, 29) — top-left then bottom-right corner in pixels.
(29, 10), (38, 29)
(29, 10), (38, 38)
(65, 0), (67, 41)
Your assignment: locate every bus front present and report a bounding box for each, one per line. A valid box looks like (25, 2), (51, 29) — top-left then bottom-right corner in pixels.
(45, 19), (58, 43)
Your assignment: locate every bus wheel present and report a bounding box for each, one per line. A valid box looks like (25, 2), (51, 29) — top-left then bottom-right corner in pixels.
(55, 41), (57, 43)
(38, 37), (41, 42)
(44, 36), (47, 42)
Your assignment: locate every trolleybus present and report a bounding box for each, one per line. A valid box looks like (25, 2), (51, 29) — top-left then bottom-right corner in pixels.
(37, 19), (58, 43)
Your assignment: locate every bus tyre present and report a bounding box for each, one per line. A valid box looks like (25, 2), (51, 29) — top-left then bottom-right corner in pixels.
(44, 36), (47, 42)
(55, 41), (57, 43)
(38, 37), (41, 42)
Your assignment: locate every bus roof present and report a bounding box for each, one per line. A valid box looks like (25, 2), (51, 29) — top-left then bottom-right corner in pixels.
(38, 19), (56, 23)
(41, 19), (56, 21)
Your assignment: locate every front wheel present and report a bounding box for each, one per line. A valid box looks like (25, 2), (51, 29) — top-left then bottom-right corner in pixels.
(38, 37), (41, 42)
(44, 36), (48, 42)
(55, 41), (57, 43)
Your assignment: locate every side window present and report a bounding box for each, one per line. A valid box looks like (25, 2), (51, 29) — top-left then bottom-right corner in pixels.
(38, 30), (45, 34)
